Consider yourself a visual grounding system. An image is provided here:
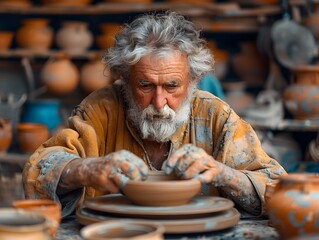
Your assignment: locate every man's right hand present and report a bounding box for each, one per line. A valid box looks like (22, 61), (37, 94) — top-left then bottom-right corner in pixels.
(58, 150), (149, 194)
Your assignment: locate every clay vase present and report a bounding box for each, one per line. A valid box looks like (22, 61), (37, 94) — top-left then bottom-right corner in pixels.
(283, 65), (319, 120)
(267, 173), (319, 239)
(0, 119), (12, 155)
(0, 31), (14, 50)
(21, 99), (62, 132)
(232, 41), (268, 87)
(56, 21), (93, 53)
(81, 221), (164, 240)
(80, 57), (114, 93)
(16, 18), (53, 51)
(12, 199), (61, 237)
(17, 123), (49, 153)
(40, 53), (79, 95)
(207, 41), (229, 80)
(303, 13), (319, 41)
(95, 23), (122, 50)
(0, 208), (50, 240)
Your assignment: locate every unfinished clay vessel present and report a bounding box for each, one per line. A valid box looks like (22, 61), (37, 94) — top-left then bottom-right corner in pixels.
(267, 173), (319, 239)
(81, 220), (164, 240)
(122, 171), (201, 206)
(17, 123), (49, 153)
(95, 23), (122, 50)
(283, 65), (319, 120)
(0, 119), (12, 155)
(12, 199), (61, 237)
(0, 208), (50, 240)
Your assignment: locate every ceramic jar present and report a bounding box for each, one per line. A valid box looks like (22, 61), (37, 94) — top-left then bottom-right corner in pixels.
(17, 123), (49, 153)
(56, 21), (93, 53)
(0, 31), (14, 50)
(0, 119), (12, 155)
(40, 53), (79, 95)
(21, 99), (62, 132)
(16, 18), (53, 50)
(12, 199), (61, 237)
(207, 41), (229, 80)
(80, 57), (114, 93)
(0, 208), (50, 240)
(41, 0), (92, 6)
(267, 173), (319, 239)
(95, 23), (122, 50)
(303, 13), (319, 41)
(283, 65), (319, 120)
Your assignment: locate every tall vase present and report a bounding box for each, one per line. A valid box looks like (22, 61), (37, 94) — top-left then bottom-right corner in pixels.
(283, 65), (319, 120)
(267, 173), (319, 239)
(16, 18), (53, 50)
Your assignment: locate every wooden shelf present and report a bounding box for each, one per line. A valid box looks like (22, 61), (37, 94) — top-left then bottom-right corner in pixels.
(0, 153), (30, 168)
(0, 3), (281, 18)
(250, 119), (319, 132)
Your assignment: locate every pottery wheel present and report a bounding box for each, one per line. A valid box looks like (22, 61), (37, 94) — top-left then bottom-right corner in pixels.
(84, 194), (234, 217)
(76, 207), (240, 234)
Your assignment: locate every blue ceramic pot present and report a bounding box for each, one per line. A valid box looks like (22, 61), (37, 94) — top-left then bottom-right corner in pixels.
(21, 99), (62, 132)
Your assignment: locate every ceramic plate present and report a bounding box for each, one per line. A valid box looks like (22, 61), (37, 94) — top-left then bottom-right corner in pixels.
(76, 207), (240, 234)
(84, 194), (234, 217)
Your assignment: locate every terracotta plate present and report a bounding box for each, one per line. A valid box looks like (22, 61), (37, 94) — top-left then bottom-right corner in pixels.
(76, 207), (240, 234)
(84, 194), (234, 217)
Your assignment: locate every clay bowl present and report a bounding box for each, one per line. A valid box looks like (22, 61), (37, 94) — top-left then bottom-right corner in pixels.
(122, 171), (201, 206)
(12, 199), (61, 236)
(80, 220), (164, 240)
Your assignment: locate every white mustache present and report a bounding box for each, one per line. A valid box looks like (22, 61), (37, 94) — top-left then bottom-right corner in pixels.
(143, 104), (175, 121)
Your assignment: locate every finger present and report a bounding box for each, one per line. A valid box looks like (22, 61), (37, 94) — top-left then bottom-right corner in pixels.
(174, 156), (197, 177)
(116, 160), (147, 181)
(196, 169), (219, 184)
(109, 172), (130, 189)
(162, 146), (191, 174)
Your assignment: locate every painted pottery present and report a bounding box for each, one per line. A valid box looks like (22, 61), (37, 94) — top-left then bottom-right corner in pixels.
(12, 199), (61, 237)
(122, 171), (201, 206)
(0, 31), (14, 50)
(17, 123), (49, 153)
(0, 208), (50, 240)
(267, 173), (319, 239)
(56, 21), (93, 53)
(21, 99), (62, 132)
(95, 23), (122, 50)
(16, 18), (53, 50)
(40, 53), (79, 95)
(0, 119), (12, 155)
(80, 57), (114, 93)
(81, 220), (164, 240)
(283, 65), (319, 120)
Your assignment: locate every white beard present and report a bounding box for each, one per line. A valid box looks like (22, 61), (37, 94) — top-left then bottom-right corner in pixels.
(125, 84), (195, 143)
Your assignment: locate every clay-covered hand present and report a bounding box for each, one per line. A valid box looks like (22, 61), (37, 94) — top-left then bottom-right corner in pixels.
(162, 144), (226, 185)
(80, 150), (148, 193)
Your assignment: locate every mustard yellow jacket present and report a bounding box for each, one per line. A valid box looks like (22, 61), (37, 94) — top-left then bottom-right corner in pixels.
(23, 82), (286, 217)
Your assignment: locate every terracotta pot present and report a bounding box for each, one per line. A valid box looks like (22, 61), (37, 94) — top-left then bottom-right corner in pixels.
(80, 58), (114, 93)
(95, 23), (122, 50)
(0, 0), (32, 7)
(102, 0), (153, 3)
(0, 208), (50, 240)
(16, 18), (53, 51)
(207, 41), (229, 80)
(12, 199), (61, 237)
(81, 220), (164, 240)
(41, 0), (91, 6)
(17, 123), (49, 153)
(165, 0), (212, 3)
(303, 13), (319, 41)
(56, 21), (93, 53)
(40, 54), (79, 95)
(122, 171), (201, 206)
(0, 31), (14, 50)
(283, 65), (319, 120)
(267, 173), (319, 239)
(0, 119), (12, 155)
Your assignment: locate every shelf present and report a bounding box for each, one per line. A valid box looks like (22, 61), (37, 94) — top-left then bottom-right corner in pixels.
(250, 119), (319, 132)
(0, 3), (281, 18)
(0, 49), (104, 60)
(0, 153), (30, 167)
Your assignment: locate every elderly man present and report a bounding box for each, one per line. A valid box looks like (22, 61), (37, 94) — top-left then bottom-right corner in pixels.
(23, 11), (286, 218)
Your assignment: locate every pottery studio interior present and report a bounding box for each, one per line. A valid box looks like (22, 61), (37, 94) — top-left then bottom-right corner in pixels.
(0, 0), (319, 239)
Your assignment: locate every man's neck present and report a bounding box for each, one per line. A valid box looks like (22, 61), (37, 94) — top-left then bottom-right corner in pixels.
(143, 140), (170, 170)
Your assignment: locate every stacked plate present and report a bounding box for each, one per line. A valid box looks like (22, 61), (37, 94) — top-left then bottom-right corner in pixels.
(76, 194), (240, 234)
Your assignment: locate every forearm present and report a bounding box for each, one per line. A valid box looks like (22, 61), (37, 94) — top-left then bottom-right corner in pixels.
(215, 164), (261, 215)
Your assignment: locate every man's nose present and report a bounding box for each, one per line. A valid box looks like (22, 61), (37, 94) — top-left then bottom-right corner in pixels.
(152, 88), (167, 110)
